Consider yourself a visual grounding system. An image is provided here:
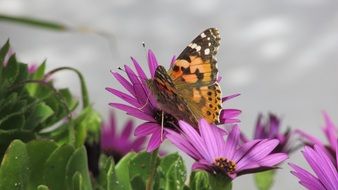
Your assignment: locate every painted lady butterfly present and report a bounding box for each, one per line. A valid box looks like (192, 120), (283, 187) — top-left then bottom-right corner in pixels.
(147, 28), (222, 127)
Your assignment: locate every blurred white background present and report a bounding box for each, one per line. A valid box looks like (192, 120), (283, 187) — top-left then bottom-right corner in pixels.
(1, 0), (338, 189)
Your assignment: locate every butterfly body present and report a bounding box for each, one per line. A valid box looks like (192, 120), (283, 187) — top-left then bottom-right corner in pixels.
(146, 28), (222, 127)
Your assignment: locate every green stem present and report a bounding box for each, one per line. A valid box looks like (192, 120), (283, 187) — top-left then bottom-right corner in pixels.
(0, 14), (67, 31)
(146, 148), (159, 190)
(44, 67), (90, 108)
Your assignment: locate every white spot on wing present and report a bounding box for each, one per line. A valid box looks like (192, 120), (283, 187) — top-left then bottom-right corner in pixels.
(200, 33), (206, 38)
(196, 45), (201, 52)
(190, 43), (197, 49)
(204, 48), (210, 55)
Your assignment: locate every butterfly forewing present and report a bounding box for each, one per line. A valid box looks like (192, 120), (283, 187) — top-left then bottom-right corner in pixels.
(169, 28), (221, 85)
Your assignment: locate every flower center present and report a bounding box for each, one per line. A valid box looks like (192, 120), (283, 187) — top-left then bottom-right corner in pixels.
(214, 157), (236, 173)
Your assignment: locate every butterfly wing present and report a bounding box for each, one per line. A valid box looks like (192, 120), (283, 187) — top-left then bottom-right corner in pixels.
(169, 28), (220, 86)
(168, 28), (222, 124)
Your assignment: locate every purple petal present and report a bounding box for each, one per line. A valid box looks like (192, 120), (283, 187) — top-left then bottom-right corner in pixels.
(135, 122), (159, 136)
(221, 109), (241, 118)
(235, 139), (279, 171)
(199, 119), (220, 159)
(124, 65), (142, 87)
(192, 159), (212, 171)
(131, 57), (148, 80)
(322, 112), (337, 150)
(315, 145), (338, 180)
(166, 129), (202, 160)
(222, 94), (240, 102)
(258, 153), (288, 167)
(106, 87), (140, 107)
(306, 145), (338, 189)
(109, 103), (155, 121)
(131, 136), (147, 151)
(268, 113), (281, 137)
(146, 128), (162, 152)
(254, 114), (265, 139)
(289, 163), (326, 190)
(294, 129), (324, 146)
(121, 120), (133, 140)
(233, 140), (260, 162)
(133, 83), (153, 114)
(147, 50), (159, 77)
(170, 55), (176, 66)
(179, 120), (211, 162)
(111, 71), (135, 96)
(223, 126), (240, 159)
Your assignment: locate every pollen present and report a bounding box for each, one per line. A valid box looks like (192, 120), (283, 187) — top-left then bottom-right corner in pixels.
(214, 157), (236, 173)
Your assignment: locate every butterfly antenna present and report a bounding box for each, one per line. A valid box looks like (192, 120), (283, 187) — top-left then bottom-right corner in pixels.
(161, 111), (164, 141)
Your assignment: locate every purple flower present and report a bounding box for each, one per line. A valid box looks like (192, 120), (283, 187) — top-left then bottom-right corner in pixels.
(166, 119), (288, 179)
(28, 63), (38, 73)
(244, 113), (296, 154)
(106, 50), (240, 152)
(296, 112), (337, 159)
(100, 112), (146, 161)
(289, 145), (338, 190)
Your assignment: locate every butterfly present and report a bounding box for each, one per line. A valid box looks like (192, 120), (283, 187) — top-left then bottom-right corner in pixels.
(146, 28), (222, 127)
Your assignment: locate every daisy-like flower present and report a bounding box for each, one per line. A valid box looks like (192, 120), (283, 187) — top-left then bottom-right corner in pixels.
(289, 145), (338, 190)
(244, 113), (296, 154)
(296, 112), (337, 159)
(100, 112), (146, 161)
(166, 119), (288, 179)
(106, 50), (240, 152)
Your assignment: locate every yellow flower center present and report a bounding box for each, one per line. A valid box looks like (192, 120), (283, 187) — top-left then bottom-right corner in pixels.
(214, 157), (236, 173)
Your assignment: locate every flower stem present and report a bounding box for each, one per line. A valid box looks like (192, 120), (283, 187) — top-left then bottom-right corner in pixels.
(146, 148), (159, 190)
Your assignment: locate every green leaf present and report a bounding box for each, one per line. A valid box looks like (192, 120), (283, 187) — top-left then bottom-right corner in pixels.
(37, 185), (49, 190)
(0, 39), (10, 64)
(0, 129), (35, 161)
(25, 102), (54, 129)
(254, 170), (275, 190)
(115, 152), (137, 190)
(209, 173), (232, 190)
(164, 155), (186, 190)
(129, 151), (153, 181)
(25, 140), (58, 189)
(43, 144), (75, 189)
(72, 172), (83, 190)
(26, 62), (46, 95)
(189, 171), (210, 190)
(0, 14), (67, 31)
(97, 154), (117, 190)
(65, 146), (92, 190)
(0, 140), (29, 190)
(130, 176), (145, 190)
(72, 107), (101, 147)
(189, 171), (232, 190)
(106, 157), (120, 190)
(3, 54), (19, 85)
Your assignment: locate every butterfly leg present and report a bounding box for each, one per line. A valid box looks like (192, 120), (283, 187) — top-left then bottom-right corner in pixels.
(138, 91), (150, 110)
(160, 110), (164, 141)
